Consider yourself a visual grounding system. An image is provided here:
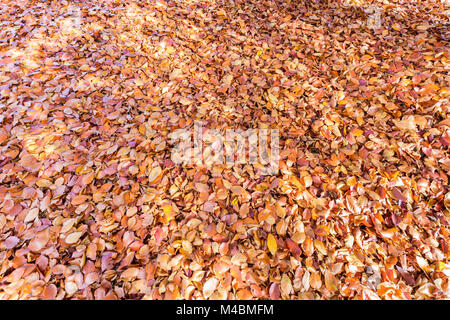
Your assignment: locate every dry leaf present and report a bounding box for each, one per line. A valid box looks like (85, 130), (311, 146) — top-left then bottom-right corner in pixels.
(267, 233), (277, 255)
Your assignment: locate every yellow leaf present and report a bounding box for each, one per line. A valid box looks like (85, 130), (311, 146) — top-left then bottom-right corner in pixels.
(324, 271), (339, 293)
(139, 124), (146, 135)
(148, 166), (163, 184)
(280, 274), (292, 295)
(289, 176), (304, 190)
(65, 232), (83, 244)
(435, 261), (446, 272)
(392, 23), (401, 31)
(303, 175), (312, 188)
(267, 233), (277, 255)
(36, 179), (52, 188)
(346, 176), (357, 187)
(75, 165), (90, 175)
(356, 116), (364, 126)
(314, 239), (327, 256)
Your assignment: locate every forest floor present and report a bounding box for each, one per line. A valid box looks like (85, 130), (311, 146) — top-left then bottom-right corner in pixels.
(0, 0), (449, 299)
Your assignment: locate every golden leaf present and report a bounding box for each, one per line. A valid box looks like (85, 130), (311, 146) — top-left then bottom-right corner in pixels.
(267, 233), (277, 255)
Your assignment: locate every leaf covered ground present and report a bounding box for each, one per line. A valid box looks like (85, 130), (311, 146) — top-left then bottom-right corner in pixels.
(0, 0), (449, 299)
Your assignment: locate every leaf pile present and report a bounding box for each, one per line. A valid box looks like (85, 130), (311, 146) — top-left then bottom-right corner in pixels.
(0, 0), (449, 299)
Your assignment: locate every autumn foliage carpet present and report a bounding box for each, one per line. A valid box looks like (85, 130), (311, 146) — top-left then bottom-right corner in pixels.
(0, 0), (449, 300)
